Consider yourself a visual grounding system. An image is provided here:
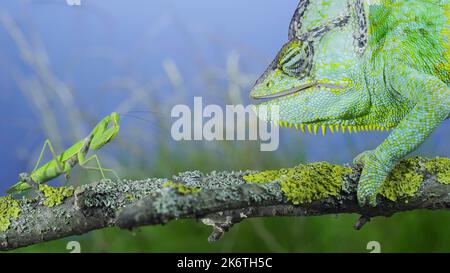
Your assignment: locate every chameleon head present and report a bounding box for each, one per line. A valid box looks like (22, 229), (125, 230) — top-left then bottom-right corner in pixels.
(250, 1), (368, 131)
(250, 40), (317, 100)
(250, 36), (361, 128)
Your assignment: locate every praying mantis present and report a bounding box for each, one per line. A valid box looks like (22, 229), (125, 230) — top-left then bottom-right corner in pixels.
(6, 112), (121, 195)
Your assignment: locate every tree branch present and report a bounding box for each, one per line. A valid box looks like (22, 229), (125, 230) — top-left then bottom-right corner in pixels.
(1, 156), (450, 251)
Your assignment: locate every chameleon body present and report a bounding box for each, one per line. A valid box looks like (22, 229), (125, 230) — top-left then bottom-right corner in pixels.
(250, 0), (450, 206)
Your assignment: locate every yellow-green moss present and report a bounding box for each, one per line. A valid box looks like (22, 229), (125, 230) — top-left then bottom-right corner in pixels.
(380, 157), (423, 202)
(163, 181), (201, 195)
(424, 157), (450, 185)
(243, 162), (351, 205)
(0, 196), (21, 232)
(39, 185), (74, 207)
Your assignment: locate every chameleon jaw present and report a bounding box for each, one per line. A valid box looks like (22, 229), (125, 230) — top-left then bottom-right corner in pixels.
(251, 81), (347, 101)
(251, 81), (318, 100)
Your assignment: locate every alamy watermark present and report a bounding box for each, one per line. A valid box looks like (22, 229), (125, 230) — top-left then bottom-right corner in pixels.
(366, 241), (381, 253)
(66, 241), (81, 253)
(171, 97), (280, 151)
(66, 0), (81, 6)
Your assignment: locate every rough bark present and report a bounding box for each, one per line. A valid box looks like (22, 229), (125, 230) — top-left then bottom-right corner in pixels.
(1, 156), (450, 251)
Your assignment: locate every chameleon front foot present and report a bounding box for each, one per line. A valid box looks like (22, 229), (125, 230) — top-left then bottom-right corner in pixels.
(353, 151), (390, 207)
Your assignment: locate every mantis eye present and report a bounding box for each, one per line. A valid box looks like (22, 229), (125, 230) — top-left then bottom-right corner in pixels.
(278, 40), (313, 79)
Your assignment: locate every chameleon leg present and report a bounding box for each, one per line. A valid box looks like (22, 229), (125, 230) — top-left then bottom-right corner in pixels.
(78, 154), (120, 181)
(353, 149), (374, 165)
(357, 70), (450, 206)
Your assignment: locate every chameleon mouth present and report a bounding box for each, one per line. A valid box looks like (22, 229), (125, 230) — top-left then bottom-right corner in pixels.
(251, 81), (318, 100)
(251, 81), (347, 100)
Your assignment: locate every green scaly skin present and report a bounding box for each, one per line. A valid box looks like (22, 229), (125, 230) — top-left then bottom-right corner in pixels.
(250, 0), (450, 206)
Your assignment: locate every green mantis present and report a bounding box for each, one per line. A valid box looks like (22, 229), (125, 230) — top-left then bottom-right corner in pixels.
(6, 112), (121, 195)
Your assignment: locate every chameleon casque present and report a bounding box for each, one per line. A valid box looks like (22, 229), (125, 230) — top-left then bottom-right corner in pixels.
(250, 0), (450, 206)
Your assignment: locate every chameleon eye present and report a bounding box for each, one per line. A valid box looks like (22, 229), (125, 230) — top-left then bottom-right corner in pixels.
(278, 40), (313, 79)
(266, 80), (274, 88)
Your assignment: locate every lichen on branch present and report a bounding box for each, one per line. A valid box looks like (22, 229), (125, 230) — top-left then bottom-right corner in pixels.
(0, 196), (21, 232)
(243, 162), (352, 204)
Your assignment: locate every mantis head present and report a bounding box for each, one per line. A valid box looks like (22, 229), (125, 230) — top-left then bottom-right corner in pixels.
(19, 173), (30, 182)
(90, 112), (121, 150)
